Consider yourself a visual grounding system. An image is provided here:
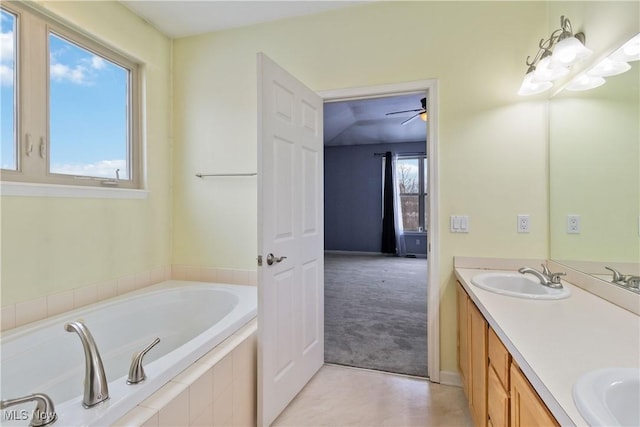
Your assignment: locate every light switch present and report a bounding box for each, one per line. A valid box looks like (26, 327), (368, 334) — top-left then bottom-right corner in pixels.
(450, 215), (469, 233)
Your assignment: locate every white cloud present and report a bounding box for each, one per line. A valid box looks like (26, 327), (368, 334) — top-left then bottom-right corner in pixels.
(0, 64), (13, 86)
(0, 31), (14, 86)
(51, 159), (127, 179)
(50, 62), (90, 85)
(90, 56), (106, 70)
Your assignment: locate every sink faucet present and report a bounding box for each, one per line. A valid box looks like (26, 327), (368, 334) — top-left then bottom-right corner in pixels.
(518, 264), (565, 289)
(0, 393), (57, 427)
(624, 276), (640, 290)
(64, 321), (109, 408)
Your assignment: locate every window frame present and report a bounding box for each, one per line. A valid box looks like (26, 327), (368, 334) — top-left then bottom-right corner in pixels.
(0, 1), (142, 190)
(397, 154), (428, 234)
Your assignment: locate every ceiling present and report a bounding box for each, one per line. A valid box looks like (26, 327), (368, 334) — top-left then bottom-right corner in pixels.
(119, 1), (426, 147)
(120, 1), (367, 39)
(324, 93), (427, 147)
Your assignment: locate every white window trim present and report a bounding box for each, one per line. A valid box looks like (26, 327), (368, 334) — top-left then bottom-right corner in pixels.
(0, 181), (148, 199)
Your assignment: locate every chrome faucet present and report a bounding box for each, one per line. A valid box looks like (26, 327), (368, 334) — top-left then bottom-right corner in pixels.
(624, 276), (640, 290)
(605, 266), (631, 283)
(64, 321), (109, 408)
(518, 264), (565, 289)
(0, 393), (57, 427)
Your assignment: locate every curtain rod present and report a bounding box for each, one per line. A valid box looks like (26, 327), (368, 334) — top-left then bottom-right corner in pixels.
(373, 152), (426, 157)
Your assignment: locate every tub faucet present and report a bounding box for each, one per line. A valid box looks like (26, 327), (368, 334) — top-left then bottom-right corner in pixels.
(127, 337), (161, 384)
(64, 321), (109, 408)
(518, 264), (565, 289)
(624, 276), (640, 290)
(0, 393), (57, 427)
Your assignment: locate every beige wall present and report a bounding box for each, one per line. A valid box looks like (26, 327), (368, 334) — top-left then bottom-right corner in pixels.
(173, 1), (550, 374)
(0, 1), (173, 305)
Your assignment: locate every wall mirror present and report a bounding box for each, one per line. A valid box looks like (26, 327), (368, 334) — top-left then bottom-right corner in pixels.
(549, 41), (640, 294)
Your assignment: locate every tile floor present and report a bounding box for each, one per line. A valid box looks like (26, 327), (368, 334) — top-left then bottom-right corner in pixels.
(273, 364), (473, 427)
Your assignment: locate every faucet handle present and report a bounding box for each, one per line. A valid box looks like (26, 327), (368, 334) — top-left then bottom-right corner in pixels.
(605, 266), (624, 282)
(624, 276), (640, 289)
(0, 393), (57, 427)
(127, 338), (161, 384)
(548, 271), (566, 285)
(541, 264), (552, 276)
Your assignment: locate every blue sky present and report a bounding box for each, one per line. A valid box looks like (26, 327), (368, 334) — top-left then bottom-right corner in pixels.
(1, 9), (129, 179)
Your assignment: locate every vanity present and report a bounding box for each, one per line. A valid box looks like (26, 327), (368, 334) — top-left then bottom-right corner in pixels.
(454, 258), (640, 427)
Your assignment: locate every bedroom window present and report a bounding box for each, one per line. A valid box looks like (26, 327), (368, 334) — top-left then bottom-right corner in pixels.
(0, 3), (141, 189)
(397, 155), (427, 232)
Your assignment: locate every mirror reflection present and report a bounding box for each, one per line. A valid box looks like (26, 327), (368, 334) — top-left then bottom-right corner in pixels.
(549, 56), (640, 293)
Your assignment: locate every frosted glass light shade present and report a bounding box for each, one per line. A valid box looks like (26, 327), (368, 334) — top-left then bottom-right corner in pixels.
(566, 74), (606, 91)
(587, 58), (631, 77)
(532, 56), (570, 82)
(518, 71), (552, 96)
(551, 36), (593, 67)
(420, 112), (427, 121)
(610, 33), (640, 62)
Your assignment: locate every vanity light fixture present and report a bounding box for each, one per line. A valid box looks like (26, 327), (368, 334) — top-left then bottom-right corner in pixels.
(518, 16), (592, 96)
(565, 32), (639, 91)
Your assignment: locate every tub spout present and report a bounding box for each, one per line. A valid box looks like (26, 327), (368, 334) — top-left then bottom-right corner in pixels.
(127, 337), (161, 384)
(64, 321), (109, 408)
(0, 393), (57, 427)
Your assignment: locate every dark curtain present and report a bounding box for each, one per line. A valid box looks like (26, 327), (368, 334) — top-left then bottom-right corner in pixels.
(381, 152), (396, 254)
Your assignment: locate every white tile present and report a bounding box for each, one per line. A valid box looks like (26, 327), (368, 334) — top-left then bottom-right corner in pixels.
(201, 267), (218, 283)
(74, 284), (98, 308)
(213, 382), (233, 427)
(213, 353), (233, 399)
(191, 404), (213, 427)
(172, 264), (188, 280)
(140, 381), (188, 412)
(1, 304), (16, 331)
(158, 387), (189, 427)
(163, 266), (172, 281)
(232, 269), (249, 285)
(113, 406), (158, 427)
(217, 269), (233, 284)
(117, 274), (136, 295)
(97, 279), (118, 301)
(189, 367), (213, 424)
(47, 290), (74, 317)
(186, 265), (201, 281)
(15, 296), (47, 326)
(248, 270), (257, 286)
(150, 267), (166, 285)
(135, 270), (152, 289)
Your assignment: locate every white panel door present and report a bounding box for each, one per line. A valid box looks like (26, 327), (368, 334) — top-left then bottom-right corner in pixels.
(257, 53), (324, 427)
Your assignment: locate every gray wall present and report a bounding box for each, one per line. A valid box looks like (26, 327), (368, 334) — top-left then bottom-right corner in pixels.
(324, 141), (427, 255)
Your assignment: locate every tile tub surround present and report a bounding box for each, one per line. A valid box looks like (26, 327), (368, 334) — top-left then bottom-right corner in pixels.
(455, 266), (640, 426)
(0, 265), (257, 332)
(114, 318), (257, 427)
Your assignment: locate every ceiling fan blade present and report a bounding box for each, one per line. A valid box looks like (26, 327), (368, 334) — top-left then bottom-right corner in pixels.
(401, 112), (421, 125)
(385, 108), (423, 116)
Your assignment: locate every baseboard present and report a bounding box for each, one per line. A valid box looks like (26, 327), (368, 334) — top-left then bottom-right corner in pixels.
(439, 370), (462, 387)
(324, 250), (382, 256)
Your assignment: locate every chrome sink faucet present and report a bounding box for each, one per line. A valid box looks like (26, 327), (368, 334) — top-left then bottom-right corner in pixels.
(518, 264), (565, 289)
(64, 321), (109, 408)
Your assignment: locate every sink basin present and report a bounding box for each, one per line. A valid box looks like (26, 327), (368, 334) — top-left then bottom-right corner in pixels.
(573, 368), (640, 426)
(471, 272), (570, 299)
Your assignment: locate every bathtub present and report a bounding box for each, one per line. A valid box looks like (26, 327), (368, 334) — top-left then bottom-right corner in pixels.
(0, 281), (257, 427)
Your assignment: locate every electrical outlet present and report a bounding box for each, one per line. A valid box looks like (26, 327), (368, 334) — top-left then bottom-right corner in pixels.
(517, 214), (530, 233)
(567, 214), (581, 234)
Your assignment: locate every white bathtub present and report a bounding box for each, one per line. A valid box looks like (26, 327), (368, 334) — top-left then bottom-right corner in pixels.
(0, 281), (257, 427)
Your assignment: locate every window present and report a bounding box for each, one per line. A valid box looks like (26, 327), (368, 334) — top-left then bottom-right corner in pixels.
(397, 155), (428, 232)
(0, 3), (140, 188)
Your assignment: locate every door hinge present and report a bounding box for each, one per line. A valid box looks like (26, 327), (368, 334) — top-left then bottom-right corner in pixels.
(257, 255), (263, 266)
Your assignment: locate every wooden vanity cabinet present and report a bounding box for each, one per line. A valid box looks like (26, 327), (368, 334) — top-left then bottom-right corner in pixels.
(510, 364), (559, 427)
(457, 282), (559, 427)
(457, 283), (488, 427)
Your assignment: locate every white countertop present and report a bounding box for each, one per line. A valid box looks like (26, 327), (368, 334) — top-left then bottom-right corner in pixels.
(455, 268), (640, 427)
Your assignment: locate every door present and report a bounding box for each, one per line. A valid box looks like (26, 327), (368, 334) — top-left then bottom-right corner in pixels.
(257, 53), (324, 427)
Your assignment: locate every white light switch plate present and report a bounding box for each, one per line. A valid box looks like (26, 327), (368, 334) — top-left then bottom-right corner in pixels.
(450, 215), (469, 233)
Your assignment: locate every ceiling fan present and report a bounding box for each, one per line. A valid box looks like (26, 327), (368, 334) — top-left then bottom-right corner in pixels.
(385, 97), (427, 125)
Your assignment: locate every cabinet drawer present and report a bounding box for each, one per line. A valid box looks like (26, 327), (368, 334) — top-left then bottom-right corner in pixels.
(489, 327), (510, 389)
(488, 365), (509, 427)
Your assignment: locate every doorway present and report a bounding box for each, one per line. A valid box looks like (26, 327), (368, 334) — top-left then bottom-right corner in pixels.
(319, 81), (440, 382)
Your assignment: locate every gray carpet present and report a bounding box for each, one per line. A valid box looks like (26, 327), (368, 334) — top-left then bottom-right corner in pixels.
(324, 252), (428, 377)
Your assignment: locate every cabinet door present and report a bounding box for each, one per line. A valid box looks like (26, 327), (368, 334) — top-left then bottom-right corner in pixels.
(457, 283), (470, 398)
(488, 365), (509, 427)
(469, 301), (488, 427)
(510, 364), (559, 427)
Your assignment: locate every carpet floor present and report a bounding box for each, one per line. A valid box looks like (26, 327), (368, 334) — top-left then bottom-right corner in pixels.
(324, 252), (428, 377)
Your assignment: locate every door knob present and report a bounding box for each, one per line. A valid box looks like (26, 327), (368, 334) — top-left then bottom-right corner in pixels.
(266, 253), (287, 265)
